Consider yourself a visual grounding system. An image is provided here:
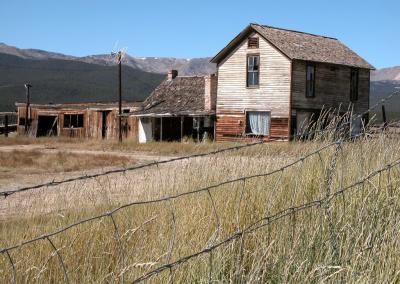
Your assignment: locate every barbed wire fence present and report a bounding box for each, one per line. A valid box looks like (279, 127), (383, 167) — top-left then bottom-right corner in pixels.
(1, 90), (399, 199)
(131, 158), (400, 283)
(1, 123), (399, 283)
(0, 90), (399, 282)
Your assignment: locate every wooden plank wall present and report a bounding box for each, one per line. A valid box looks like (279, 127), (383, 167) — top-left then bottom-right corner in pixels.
(216, 32), (292, 142)
(216, 112), (288, 142)
(292, 61), (370, 115)
(16, 106), (139, 141)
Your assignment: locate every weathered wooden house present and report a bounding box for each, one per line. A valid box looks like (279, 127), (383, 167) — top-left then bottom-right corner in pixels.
(211, 23), (374, 142)
(15, 102), (141, 139)
(129, 70), (217, 143)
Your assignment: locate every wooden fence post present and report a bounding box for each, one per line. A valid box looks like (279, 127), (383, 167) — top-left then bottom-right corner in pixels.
(382, 105), (387, 128)
(5, 115), (8, 137)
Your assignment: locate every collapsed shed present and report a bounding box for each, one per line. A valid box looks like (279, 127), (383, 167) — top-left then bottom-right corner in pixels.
(128, 70), (217, 143)
(15, 101), (141, 139)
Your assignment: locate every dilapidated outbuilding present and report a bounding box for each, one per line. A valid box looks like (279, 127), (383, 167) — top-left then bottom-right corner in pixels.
(129, 70), (217, 143)
(15, 102), (141, 139)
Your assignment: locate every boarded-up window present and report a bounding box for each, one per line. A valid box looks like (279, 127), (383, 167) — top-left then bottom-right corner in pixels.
(350, 68), (359, 101)
(306, 64), (316, 97)
(247, 55), (260, 87)
(248, 37), (259, 49)
(64, 114), (84, 128)
(245, 111), (270, 136)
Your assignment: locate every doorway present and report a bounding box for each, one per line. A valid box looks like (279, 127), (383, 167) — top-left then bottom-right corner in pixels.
(37, 115), (58, 137)
(101, 111), (111, 139)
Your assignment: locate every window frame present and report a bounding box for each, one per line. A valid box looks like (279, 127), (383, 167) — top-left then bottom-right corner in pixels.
(246, 54), (260, 88)
(244, 110), (271, 136)
(63, 113), (84, 129)
(350, 68), (359, 102)
(305, 63), (316, 98)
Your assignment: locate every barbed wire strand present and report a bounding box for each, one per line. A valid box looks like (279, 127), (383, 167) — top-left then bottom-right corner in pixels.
(0, 141), (264, 198)
(1, 89), (399, 199)
(131, 157), (400, 283)
(0, 129), (396, 281)
(0, 122), (388, 256)
(0, 139), (339, 254)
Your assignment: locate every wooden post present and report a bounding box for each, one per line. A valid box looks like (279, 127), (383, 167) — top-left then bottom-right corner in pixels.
(382, 105), (387, 128)
(118, 52), (122, 143)
(214, 118), (217, 142)
(180, 116), (184, 142)
(24, 84), (32, 134)
(4, 115), (8, 137)
(197, 118), (200, 142)
(160, 117), (163, 142)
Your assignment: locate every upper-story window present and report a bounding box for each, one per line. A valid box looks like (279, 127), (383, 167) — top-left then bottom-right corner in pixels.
(306, 63), (316, 98)
(247, 55), (260, 87)
(248, 37), (259, 49)
(350, 68), (359, 101)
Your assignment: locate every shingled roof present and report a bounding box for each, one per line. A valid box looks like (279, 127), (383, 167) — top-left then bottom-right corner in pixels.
(211, 23), (374, 69)
(130, 76), (214, 117)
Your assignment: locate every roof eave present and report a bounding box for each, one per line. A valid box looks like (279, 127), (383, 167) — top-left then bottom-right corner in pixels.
(210, 24), (254, 64)
(292, 58), (375, 70)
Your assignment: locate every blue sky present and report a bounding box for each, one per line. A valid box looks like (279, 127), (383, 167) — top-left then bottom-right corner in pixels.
(0, 0), (398, 69)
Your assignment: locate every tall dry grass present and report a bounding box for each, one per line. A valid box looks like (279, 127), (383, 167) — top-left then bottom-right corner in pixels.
(0, 130), (399, 283)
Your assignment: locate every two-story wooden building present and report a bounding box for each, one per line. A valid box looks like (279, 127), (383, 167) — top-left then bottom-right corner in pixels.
(211, 23), (374, 142)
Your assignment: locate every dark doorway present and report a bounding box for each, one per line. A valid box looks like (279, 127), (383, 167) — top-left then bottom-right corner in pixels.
(101, 111), (111, 139)
(37, 115), (58, 137)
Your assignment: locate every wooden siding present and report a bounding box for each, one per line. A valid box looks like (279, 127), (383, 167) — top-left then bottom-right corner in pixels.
(16, 106), (139, 141)
(292, 61), (370, 115)
(216, 33), (292, 142)
(216, 112), (289, 142)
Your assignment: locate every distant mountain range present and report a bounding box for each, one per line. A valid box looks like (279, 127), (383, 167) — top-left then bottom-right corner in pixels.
(0, 53), (165, 112)
(0, 42), (399, 119)
(370, 66), (400, 121)
(371, 66), (400, 81)
(0, 43), (216, 75)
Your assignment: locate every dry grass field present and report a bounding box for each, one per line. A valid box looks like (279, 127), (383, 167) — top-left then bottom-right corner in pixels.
(0, 132), (399, 283)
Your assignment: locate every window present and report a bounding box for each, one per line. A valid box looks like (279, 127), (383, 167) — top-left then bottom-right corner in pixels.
(245, 111), (270, 136)
(63, 114), (84, 128)
(248, 37), (259, 49)
(306, 64), (316, 97)
(350, 68), (359, 101)
(247, 55), (260, 87)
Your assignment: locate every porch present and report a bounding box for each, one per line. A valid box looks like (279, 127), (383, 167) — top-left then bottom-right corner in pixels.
(138, 115), (215, 143)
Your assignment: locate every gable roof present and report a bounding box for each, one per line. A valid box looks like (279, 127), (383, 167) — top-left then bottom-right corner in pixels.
(211, 23), (374, 69)
(130, 76), (214, 117)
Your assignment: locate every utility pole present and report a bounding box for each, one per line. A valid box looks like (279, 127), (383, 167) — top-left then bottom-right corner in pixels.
(117, 51), (122, 143)
(24, 83), (32, 135)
